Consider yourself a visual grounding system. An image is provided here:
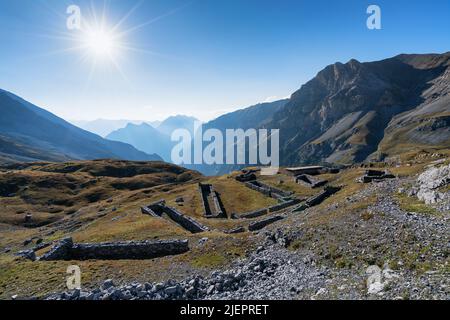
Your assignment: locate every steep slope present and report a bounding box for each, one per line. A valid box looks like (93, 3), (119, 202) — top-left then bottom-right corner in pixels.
(376, 53), (450, 159)
(267, 52), (450, 165)
(204, 99), (288, 131)
(0, 89), (162, 163)
(107, 123), (174, 162)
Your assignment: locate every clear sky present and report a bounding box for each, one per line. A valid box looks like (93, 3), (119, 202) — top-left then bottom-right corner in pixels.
(0, 0), (449, 122)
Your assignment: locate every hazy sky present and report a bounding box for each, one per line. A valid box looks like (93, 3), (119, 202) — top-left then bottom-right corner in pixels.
(0, 0), (449, 121)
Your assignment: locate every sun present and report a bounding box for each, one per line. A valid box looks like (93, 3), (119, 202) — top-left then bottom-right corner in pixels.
(82, 29), (118, 58)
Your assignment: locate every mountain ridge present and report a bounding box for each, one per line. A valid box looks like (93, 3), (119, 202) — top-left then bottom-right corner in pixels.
(0, 89), (162, 163)
(265, 52), (450, 166)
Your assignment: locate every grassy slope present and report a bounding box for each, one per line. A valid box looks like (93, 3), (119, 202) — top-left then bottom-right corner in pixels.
(0, 156), (447, 298)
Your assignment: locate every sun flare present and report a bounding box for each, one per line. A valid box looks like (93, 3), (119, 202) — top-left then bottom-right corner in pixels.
(83, 29), (118, 57)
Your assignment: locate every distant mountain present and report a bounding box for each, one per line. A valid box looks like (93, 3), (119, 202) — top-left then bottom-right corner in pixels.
(106, 123), (174, 162)
(204, 99), (288, 132)
(267, 52), (450, 165)
(157, 115), (199, 137)
(0, 89), (162, 163)
(187, 99), (288, 175)
(190, 52), (450, 175)
(72, 119), (161, 137)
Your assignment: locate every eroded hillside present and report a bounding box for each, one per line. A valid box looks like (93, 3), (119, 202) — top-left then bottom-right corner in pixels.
(0, 154), (448, 300)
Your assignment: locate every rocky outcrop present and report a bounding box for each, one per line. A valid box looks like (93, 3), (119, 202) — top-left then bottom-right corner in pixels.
(414, 164), (450, 205)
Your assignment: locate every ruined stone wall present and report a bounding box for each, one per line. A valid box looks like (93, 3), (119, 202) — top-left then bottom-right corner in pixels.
(162, 206), (209, 233)
(248, 216), (284, 231)
(268, 198), (302, 213)
(70, 240), (189, 260)
(237, 208), (269, 219)
(245, 181), (292, 200)
(198, 183), (226, 218)
(39, 238), (189, 261)
(198, 183), (213, 216)
(305, 186), (341, 207)
(142, 200), (208, 233)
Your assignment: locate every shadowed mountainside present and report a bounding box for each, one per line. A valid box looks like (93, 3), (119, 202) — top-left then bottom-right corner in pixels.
(267, 52), (450, 165)
(0, 89), (162, 163)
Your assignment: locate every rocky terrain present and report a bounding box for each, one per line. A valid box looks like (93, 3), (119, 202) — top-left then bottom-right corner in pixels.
(412, 163), (450, 210)
(39, 160), (449, 301)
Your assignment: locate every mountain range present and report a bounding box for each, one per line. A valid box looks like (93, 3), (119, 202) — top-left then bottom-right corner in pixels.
(105, 115), (199, 162)
(0, 52), (448, 171)
(0, 89), (162, 163)
(268, 52), (450, 165)
(187, 52), (449, 174)
(71, 119), (162, 138)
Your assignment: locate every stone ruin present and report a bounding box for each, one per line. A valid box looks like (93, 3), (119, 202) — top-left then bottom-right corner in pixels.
(198, 183), (227, 218)
(141, 200), (209, 234)
(235, 170), (257, 182)
(286, 166), (341, 176)
(244, 180), (293, 201)
(233, 198), (302, 219)
(359, 169), (395, 183)
(38, 237), (189, 261)
(224, 226), (246, 234)
(295, 174), (328, 189)
(248, 215), (285, 232)
(291, 185), (342, 213)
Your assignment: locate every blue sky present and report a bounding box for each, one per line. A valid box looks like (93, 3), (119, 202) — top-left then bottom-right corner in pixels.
(0, 0), (449, 121)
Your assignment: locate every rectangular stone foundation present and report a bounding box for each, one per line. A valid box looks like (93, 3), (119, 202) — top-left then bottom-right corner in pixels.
(198, 183), (227, 218)
(39, 237), (189, 261)
(142, 200), (209, 233)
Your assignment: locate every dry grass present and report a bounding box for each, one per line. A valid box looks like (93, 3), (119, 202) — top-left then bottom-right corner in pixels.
(0, 157), (447, 299)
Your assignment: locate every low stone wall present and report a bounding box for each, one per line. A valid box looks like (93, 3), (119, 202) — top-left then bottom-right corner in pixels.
(224, 226), (246, 234)
(248, 216), (284, 231)
(142, 200), (208, 234)
(163, 205), (209, 233)
(245, 180), (292, 200)
(295, 174), (328, 189)
(360, 170), (395, 183)
(141, 206), (161, 217)
(306, 186), (341, 207)
(39, 237), (189, 261)
(237, 208), (269, 219)
(40, 237), (73, 261)
(268, 198), (302, 212)
(198, 183), (213, 216)
(235, 198), (302, 219)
